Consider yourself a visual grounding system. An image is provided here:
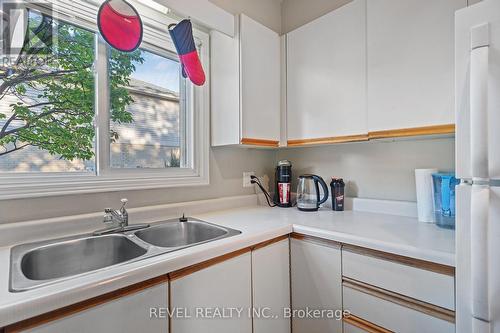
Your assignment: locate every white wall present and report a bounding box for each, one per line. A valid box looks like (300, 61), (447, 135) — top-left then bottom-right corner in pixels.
(281, 0), (352, 33)
(0, 147), (275, 223)
(276, 138), (455, 202)
(209, 0), (282, 33)
(281, 0), (482, 33)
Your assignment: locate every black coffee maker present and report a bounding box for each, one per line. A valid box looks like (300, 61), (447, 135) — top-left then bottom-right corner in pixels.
(274, 160), (292, 207)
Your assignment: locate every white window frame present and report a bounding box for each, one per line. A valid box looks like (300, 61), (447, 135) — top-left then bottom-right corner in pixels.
(0, 0), (210, 199)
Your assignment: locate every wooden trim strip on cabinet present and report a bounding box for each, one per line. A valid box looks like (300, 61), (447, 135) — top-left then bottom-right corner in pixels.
(368, 124), (455, 140)
(287, 134), (369, 147)
(168, 235), (289, 281)
(343, 277), (456, 323)
(169, 247), (252, 281)
(286, 124), (455, 147)
(290, 232), (341, 249)
(4, 274), (169, 333)
(251, 234), (289, 251)
(342, 244), (455, 276)
(343, 314), (394, 333)
(240, 138), (280, 147)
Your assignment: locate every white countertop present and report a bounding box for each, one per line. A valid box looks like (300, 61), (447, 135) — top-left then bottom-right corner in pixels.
(0, 204), (455, 327)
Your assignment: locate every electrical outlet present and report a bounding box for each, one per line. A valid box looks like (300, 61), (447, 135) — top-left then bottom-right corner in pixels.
(243, 171), (255, 188)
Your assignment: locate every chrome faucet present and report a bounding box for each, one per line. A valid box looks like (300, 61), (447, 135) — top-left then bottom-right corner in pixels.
(94, 198), (149, 235)
(104, 198), (129, 227)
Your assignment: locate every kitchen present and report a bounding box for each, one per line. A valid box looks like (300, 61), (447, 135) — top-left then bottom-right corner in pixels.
(0, 0), (497, 332)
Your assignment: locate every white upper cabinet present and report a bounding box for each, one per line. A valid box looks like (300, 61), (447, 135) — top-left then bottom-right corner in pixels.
(210, 29), (240, 147)
(367, 0), (466, 132)
(286, 0), (367, 144)
(240, 15), (281, 144)
(211, 15), (281, 147)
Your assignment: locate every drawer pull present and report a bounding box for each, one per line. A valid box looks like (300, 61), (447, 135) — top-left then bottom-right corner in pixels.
(343, 277), (455, 323)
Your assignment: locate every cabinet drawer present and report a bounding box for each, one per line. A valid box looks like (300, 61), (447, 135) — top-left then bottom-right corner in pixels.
(343, 283), (454, 333)
(342, 246), (455, 310)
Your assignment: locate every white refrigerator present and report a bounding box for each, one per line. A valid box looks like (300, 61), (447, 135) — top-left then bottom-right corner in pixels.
(456, 1), (500, 332)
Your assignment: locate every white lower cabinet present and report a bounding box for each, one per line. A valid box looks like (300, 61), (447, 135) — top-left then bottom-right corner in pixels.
(290, 237), (343, 333)
(170, 252), (253, 333)
(6, 235), (456, 333)
(252, 239), (291, 333)
(21, 282), (168, 333)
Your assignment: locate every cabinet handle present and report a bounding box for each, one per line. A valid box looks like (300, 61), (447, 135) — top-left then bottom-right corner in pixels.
(470, 23), (490, 180)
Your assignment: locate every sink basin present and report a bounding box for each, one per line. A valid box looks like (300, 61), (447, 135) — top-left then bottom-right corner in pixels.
(10, 217), (240, 291)
(21, 235), (147, 280)
(20, 235), (147, 281)
(135, 221), (232, 248)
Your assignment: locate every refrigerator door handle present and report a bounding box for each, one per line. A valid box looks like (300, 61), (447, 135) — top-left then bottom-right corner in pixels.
(470, 23), (490, 180)
(470, 184), (490, 327)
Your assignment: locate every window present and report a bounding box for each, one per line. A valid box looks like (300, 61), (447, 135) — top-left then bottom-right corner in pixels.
(0, 1), (209, 199)
(0, 11), (96, 173)
(109, 49), (185, 169)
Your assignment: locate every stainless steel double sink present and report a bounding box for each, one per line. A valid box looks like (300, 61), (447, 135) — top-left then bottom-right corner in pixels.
(10, 218), (241, 292)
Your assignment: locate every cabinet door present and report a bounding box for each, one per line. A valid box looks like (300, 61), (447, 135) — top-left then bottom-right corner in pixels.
(290, 238), (343, 333)
(252, 239), (291, 333)
(286, 0), (367, 142)
(239, 14), (281, 142)
(20, 283), (168, 333)
(170, 252), (252, 333)
(210, 30), (240, 146)
(367, 0), (465, 132)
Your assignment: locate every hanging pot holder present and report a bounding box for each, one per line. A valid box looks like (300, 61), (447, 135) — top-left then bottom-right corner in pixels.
(168, 19), (206, 86)
(97, 0), (143, 52)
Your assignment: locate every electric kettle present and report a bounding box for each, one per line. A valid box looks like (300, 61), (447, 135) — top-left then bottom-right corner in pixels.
(296, 174), (329, 211)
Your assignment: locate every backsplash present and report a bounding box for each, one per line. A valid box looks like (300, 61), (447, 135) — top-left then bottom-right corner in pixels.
(275, 137), (455, 202)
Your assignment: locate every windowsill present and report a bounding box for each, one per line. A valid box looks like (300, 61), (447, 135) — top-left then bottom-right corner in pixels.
(0, 171), (209, 200)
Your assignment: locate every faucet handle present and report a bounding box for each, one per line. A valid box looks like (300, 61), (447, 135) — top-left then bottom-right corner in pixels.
(120, 198), (128, 209)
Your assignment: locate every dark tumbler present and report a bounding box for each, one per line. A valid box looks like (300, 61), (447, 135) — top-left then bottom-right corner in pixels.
(331, 178), (345, 211)
(274, 160), (292, 207)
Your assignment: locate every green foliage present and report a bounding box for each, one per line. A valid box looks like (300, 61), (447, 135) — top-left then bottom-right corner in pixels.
(168, 150), (180, 168)
(0, 11), (144, 160)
